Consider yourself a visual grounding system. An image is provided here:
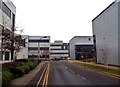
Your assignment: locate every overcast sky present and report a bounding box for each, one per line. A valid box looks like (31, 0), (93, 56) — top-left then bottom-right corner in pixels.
(11, 0), (114, 42)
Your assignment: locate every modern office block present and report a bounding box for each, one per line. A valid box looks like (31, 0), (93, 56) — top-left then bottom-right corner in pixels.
(0, 0), (16, 63)
(28, 36), (50, 59)
(92, 1), (120, 66)
(50, 40), (69, 60)
(69, 36), (94, 60)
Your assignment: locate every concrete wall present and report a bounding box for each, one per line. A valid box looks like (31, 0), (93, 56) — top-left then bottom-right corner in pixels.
(16, 35), (28, 59)
(69, 36), (93, 60)
(17, 47), (28, 59)
(0, 0), (16, 63)
(92, 2), (119, 66)
(0, 0), (16, 30)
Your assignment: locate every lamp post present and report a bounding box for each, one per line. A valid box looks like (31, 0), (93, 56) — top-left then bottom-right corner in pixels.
(38, 36), (45, 64)
(38, 38), (40, 64)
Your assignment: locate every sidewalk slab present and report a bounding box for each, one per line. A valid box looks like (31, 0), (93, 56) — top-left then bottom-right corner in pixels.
(9, 61), (47, 86)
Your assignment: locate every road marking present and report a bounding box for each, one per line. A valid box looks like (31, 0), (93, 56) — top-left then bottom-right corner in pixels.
(65, 67), (68, 69)
(81, 77), (87, 80)
(65, 66), (90, 83)
(36, 64), (47, 87)
(45, 62), (50, 86)
(69, 69), (75, 74)
(41, 62), (50, 87)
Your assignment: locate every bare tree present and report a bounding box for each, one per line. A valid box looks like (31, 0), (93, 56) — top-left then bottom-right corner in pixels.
(1, 12), (24, 62)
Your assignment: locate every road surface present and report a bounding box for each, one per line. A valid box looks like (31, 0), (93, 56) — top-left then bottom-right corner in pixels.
(48, 61), (119, 86)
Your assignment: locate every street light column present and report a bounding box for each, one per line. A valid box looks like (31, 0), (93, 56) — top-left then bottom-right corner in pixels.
(38, 39), (40, 64)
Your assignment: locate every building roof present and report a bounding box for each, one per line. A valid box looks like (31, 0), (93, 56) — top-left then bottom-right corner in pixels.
(69, 36), (93, 42)
(92, 1), (115, 21)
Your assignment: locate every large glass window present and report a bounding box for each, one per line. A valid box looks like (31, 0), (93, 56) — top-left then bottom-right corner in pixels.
(5, 51), (9, 60)
(12, 13), (15, 30)
(29, 39), (49, 43)
(0, 0), (1, 9)
(2, 2), (11, 18)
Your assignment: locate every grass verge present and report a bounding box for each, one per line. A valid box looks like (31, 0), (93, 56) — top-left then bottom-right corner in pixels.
(71, 62), (120, 76)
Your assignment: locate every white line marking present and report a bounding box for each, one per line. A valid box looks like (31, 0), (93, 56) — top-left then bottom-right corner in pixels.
(65, 67), (68, 69)
(69, 69), (75, 74)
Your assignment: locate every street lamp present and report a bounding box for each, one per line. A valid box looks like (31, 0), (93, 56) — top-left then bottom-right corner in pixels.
(38, 36), (46, 64)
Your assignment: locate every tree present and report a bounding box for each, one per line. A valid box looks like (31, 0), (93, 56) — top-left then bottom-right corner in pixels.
(1, 12), (24, 62)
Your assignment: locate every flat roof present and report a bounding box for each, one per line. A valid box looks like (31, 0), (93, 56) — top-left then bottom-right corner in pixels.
(69, 36), (93, 42)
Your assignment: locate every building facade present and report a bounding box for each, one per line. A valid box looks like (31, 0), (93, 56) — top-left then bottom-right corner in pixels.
(50, 40), (69, 60)
(0, 0), (16, 63)
(28, 36), (50, 60)
(16, 35), (28, 59)
(92, 1), (120, 66)
(69, 36), (94, 60)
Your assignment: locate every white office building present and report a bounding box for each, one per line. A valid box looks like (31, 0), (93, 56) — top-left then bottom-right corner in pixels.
(50, 40), (69, 60)
(28, 36), (50, 60)
(0, 0), (16, 63)
(92, 0), (120, 66)
(69, 36), (94, 60)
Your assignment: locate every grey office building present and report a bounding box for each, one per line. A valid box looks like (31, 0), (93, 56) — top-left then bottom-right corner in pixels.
(69, 36), (94, 60)
(92, 0), (120, 66)
(50, 40), (69, 60)
(0, 0), (16, 63)
(28, 36), (50, 59)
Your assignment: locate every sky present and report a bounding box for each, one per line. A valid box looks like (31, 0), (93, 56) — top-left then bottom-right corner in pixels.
(11, 0), (114, 42)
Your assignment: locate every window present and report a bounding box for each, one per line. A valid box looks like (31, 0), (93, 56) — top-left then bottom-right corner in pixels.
(12, 13), (15, 30)
(5, 52), (9, 60)
(50, 53), (68, 54)
(29, 39), (49, 43)
(0, 0), (1, 9)
(88, 38), (91, 41)
(2, 2), (11, 18)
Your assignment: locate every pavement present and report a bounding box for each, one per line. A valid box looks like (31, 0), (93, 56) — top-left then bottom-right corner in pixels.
(9, 61), (47, 86)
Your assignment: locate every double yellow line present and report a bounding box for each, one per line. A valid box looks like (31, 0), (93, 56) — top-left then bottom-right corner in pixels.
(42, 62), (50, 87)
(36, 62), (50, 87)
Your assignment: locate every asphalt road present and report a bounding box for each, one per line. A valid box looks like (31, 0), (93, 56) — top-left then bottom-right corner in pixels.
(48, 61), (120, 86)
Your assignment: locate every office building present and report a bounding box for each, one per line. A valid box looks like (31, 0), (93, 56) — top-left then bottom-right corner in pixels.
(92, 0), (120, 66)
(28, 36), (50, 60)
(50, 40), (69, 60)
(0, 0), (16, 63)
(69, 36), (94, 60)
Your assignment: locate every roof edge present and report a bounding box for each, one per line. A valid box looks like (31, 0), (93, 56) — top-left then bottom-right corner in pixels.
(92, 1), (115, 22)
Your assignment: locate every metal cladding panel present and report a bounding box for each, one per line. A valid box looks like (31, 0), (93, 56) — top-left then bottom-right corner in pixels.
(50, 46), (61, 49)
(28, 43), (50, 47)
(28, 36), (50, 40)
(50, 54), (69, 57)
(50, 50), (69, 53)
(93, 2), (119, 66)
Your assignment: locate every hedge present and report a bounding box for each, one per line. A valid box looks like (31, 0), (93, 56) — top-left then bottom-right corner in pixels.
(2, 70), (14, 87)
(2, 58), (38, 86)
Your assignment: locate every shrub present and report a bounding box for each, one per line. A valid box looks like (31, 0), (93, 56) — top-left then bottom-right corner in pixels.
(9, 66), (25, 77)
(22, 65), (30, 73)
(15, 59), (28, 62)
(26, 62), (37, 70)
(2, 70), (14, 87)
(14, 62), (25, 67)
